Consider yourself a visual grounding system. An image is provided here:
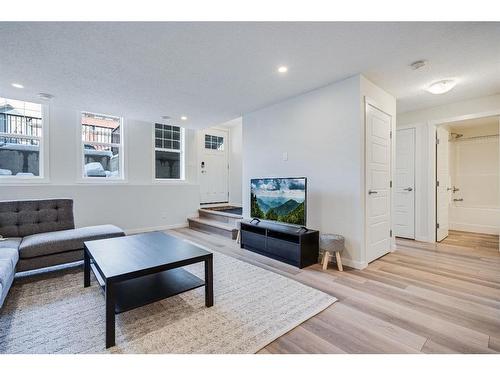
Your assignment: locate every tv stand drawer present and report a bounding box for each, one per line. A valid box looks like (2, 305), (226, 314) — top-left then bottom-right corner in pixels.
(241, 230), (266, 250)
(266, 238), (300, 263)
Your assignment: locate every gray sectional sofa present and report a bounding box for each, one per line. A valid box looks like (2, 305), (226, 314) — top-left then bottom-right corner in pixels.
(0, 199), (125, 307)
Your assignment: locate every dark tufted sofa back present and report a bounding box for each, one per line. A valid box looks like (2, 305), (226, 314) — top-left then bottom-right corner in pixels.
(0, 199), (75, 237)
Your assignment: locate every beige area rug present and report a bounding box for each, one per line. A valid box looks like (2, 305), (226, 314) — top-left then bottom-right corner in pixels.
(0, 245), (336, 354)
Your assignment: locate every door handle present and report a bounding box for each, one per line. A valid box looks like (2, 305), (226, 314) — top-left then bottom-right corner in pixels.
(453, 198), (464, 202)
(403, 187), (413, 192)
(368, 190), (378, 195)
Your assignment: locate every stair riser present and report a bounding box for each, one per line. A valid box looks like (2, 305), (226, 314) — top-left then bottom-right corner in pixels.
(188, 219), (238, 240)
(199, 210), (240, 225)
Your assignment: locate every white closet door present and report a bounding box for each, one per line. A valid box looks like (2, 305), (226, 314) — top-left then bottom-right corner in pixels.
(366, 102), (392, 263)
(394, 128), (415, 239)
(436, 127), (450, 241)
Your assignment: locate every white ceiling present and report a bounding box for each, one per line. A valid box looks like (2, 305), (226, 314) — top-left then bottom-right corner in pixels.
(1, 22), (499, 128)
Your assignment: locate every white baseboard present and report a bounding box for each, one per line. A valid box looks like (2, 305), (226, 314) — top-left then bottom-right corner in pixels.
(125, 223), (188, 235)
(450, 222), (499, 235)
(341, 258), (368, 270)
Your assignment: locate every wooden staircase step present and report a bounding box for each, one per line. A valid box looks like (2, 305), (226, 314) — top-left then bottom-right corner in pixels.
(188, 217), (239, 240)
(198, 208), (242, 225)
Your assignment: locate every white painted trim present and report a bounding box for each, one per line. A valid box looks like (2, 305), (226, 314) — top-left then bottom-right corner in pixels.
(0, 101), (50, 184)
(151, 124), (186, 182)
(450, 222), (499, 235)
(341, 257), (368, 270)
(427, 109), (500, 243)
(124, 222), (188, 235)
(77, 111), (126, 183)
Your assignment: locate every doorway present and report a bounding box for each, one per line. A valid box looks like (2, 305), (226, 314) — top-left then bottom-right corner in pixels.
(198, 128), (229, 204)
(435, 116), (500, 241)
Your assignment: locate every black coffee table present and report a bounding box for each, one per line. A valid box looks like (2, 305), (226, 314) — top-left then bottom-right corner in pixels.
(83, 231), (213, 348)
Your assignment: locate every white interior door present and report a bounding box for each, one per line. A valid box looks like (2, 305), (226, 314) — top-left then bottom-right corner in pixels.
(366, 102), (392, 263)
(394, 128), (415, 239)
(436, 126), (450, 241)
(199, 128), (229, 204)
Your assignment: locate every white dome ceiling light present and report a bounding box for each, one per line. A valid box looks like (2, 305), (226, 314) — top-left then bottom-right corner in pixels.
(426, 79), (457, 95)
(11, 83), (24, 89)
(277, 66), (288, 73)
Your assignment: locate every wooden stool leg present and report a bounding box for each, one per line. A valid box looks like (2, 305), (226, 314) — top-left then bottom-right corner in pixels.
(322, 251), (331, 271)
(335, 251), (343, 271)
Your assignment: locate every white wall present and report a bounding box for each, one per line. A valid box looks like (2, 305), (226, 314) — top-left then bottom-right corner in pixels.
(398, 93), (500, 242)
(227, 119), (243, 205)
(0, 104), (200, 233)
(242, 75), (395, 269)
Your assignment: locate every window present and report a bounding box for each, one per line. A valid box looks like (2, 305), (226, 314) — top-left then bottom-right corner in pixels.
(0, 97), (44, 178)
(205, 134), (224, 150)
(81, 112), (123, 179)
(154, 123), (184, 180)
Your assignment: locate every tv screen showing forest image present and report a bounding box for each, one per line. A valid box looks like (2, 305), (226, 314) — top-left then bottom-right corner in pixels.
(250, 177), (306, 226)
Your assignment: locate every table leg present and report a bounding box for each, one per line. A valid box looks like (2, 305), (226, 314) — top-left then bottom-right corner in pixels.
(204, 254), (213, 307)
(105, 281), (116, 348)
(84, 247), (90, 287)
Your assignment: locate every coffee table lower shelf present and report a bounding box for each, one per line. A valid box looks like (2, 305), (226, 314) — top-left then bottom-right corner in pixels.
(91, 263), (205, 313)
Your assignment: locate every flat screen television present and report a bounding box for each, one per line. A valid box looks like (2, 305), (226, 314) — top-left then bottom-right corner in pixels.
(250, 177), (307, 226)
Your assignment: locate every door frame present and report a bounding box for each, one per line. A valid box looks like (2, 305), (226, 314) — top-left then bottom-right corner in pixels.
(197, 126), (230, 205)
(364, 97), (394, 265)
(394, 126), (416, 239)
(428, 109), (500, 242)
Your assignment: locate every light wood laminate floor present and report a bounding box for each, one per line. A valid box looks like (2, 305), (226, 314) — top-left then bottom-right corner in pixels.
(171, 228), (500, 354)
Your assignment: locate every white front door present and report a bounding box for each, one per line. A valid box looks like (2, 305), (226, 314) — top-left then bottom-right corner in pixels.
(199, 128), (229, 204)
(366, 102), (392, 263)
(436, 126), (450, 241)
(394, 128), (416, 239)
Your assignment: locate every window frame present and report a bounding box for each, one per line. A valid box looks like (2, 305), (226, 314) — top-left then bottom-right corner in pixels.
(152, 123), (185, 182)
(77, 111), (126, 183)
(0, 98), (49, 184)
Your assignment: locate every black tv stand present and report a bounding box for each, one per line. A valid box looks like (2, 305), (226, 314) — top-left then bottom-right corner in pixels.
(239, 220), (319, 268)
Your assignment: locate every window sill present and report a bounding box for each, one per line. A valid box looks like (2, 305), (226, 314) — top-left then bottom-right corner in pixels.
(152, 178), (189, 185)
(75, 178), (128, 185)
(0, 177), (51, 185)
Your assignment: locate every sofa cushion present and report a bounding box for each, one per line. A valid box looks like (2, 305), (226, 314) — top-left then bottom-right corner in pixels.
(0, 237), (22, 250)
(19, 225), (125, 259)
(0, 256), (15, 288)
(0, 199), (75, 238)
(0, 247), (19, 270)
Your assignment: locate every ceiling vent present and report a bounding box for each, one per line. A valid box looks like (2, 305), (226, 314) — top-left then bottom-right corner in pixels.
(38, 93), (54, 100)
(410, 60), (427, 70)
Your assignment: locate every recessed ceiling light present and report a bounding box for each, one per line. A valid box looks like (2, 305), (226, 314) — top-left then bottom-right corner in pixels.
(38, 93), (54, 100)
(277, 66), (288, 73)
(426, 79), (457, 95)
(180, 116), (188, 121)
(11, 83), (24, 89)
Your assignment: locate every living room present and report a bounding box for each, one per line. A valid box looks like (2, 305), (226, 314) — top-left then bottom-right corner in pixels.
(1, 2), (500, 374)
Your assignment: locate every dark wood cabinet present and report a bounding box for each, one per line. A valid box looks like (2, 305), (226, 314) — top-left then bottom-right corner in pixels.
(240, 220), (319, 268)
